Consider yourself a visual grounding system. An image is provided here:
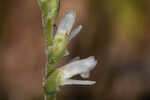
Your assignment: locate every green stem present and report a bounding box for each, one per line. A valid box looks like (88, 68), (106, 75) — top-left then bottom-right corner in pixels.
(38, 0), (60, 100)
(45, 19), (53, 46)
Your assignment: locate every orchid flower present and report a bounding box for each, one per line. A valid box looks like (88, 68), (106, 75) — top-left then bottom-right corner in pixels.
(60, 56), (97, 86)
(55, 11), (82, 41)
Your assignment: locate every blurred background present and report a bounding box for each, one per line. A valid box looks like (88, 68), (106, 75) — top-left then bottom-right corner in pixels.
(0, 0), (150, 100)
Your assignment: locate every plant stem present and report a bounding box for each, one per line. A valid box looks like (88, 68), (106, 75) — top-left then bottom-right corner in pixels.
(38, 0), (60, 100)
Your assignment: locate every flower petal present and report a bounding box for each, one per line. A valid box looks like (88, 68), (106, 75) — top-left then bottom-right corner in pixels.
(62, 56), (97, 80)
(61, 79), (96, 85)
(69, 25), (82, 40)
(57, 11), (76, 35)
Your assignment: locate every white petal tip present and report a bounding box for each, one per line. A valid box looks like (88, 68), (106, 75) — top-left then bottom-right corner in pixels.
(65, 11), (76, 19)
(82, 56), (97, 70)
(87, 81), (96, 85)
(69, 25), (82, 40)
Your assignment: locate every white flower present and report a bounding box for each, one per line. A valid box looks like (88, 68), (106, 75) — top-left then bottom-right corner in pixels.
(59, 56), (97, 85)
(56, 11), (82, 40)
(53, 11), (82, 57)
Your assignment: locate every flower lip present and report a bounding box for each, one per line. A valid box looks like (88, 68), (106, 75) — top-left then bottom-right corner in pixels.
(62, 79), (96, 85)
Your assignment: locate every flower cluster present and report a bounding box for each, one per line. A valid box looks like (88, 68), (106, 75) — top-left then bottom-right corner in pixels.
(38, 0), (97, 99)
(44, 11), (97, 96)
(55, 11), (97, 86)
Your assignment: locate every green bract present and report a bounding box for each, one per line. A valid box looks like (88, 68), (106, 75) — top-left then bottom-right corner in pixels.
(49, 34), (68, 65)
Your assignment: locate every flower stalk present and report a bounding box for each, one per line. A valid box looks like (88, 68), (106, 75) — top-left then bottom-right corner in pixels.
(38, 0), (97, 100)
